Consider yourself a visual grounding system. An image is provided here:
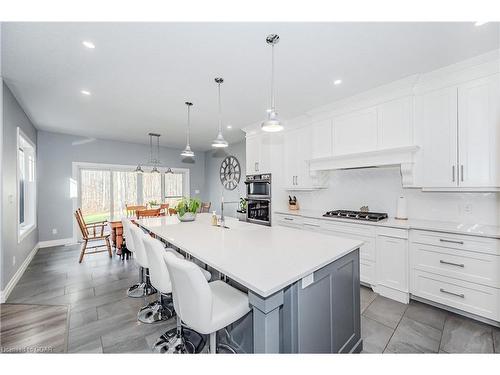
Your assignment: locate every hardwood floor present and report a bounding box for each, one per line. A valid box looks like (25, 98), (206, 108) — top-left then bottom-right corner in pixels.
(5, 244), (175, 353)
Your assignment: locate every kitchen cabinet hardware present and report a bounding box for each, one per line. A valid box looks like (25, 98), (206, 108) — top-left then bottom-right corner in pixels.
(439, 239), (464, 245)
(460, 165), (464, 182)
(440, 288), (465, 298)
(452, 165), (455, 182)
(439, 260), (465, 268)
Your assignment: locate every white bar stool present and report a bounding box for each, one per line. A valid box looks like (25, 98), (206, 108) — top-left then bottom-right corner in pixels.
(164, 251), (251, 354)
(123, 219), (155, 298)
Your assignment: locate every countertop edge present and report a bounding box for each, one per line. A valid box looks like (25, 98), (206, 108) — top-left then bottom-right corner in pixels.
(274, 210), (500, 239)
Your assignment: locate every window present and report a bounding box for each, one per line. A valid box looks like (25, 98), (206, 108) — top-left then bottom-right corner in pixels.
(77, 164), (189, 223)
(80, 169), (111, 223)
(164, 172), (183, 207)
(18, 129), (37, 242)
(113, 171), (137, 219)
(142, 172), (162, 205)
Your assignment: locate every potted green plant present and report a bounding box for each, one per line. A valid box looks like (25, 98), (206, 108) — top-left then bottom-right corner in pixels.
(176, 197), (201, 222)
(236, 197), (247, 222)
(148, 200), (160, 209)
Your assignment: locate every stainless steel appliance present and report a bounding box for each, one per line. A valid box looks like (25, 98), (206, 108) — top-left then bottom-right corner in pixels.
(323, 209), (388, 222)
(245, 173), (271, 199)
(245, 174), (271, 226)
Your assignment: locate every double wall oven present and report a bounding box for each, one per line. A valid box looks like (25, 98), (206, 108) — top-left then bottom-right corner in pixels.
(245, 173), (271, 226)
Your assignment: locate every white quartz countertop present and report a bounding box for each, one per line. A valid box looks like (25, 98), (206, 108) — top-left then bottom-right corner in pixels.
(274, 209), (500, 239)
(136, 214), (363, 298)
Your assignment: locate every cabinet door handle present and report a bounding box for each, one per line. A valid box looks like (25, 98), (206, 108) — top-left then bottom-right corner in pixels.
(440, 288), (464, 298)
(452, 165), (455, 182)
(284, 217), (293, 221)
(296, 176), (299, 186)
(460, 165), (464, 182)
(439, 239), (464, 245)
(440, 260), (465, 268)
(255, 162), (259, 172)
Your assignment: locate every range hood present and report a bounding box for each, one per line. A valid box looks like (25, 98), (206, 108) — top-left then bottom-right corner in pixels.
(308, 145), (420, 185)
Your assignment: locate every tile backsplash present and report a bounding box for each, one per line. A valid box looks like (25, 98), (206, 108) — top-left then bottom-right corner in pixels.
(281, 166), (499, 226)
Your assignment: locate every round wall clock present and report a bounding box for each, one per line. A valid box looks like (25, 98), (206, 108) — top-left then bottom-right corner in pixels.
(219, 155), (241, 191)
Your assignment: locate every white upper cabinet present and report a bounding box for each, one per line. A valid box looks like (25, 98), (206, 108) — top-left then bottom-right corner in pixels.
(284, 126), (318, 189)
(377, 97), (412, 148)
(311, 119), (333, 159)
(457, 74), (500, 188)
(246, 133), (271, 174)
(418, 73), (500, 190)
(418, 87), (458, 188)
(333, 107), (377, 155)
(246, 135), (261, 174)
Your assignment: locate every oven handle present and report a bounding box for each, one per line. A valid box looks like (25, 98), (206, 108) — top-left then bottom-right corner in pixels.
(245, 180), (271, 184)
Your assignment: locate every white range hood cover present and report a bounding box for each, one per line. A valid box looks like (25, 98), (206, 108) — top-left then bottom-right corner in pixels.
(308, 145), (420, 185)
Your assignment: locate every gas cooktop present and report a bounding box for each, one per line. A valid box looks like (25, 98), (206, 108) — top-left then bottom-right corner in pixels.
(323, 210), (388, 222)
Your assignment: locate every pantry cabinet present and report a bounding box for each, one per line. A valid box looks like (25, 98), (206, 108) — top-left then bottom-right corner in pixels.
(419, 73), (500, 190)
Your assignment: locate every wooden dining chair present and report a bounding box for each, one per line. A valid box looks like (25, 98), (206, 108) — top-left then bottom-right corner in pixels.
(199, 202), (211, 213)
(168, 207), (177, 216)
(75, 209), (112, 263)
(126, 204), (147, 218)
(136, 208), (161, 219)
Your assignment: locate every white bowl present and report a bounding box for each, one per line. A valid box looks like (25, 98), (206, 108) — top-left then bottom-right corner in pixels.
(177, 212), (197, 222)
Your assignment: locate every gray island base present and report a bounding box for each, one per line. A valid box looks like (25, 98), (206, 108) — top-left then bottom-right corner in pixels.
(136, 215), (362, 354)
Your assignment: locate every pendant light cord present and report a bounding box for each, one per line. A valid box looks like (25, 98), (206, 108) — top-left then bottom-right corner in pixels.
(271, 43), (275, 111)
(156, 135), (160, 164)
(218, 82), (222, 133)
(187, 104), (191, 146)
(149, 135), (153, 164)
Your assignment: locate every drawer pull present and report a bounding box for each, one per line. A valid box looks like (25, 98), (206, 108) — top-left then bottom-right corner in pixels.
(304, 223), (320, 227)
(283, 218), (294, 221)
(439, 260), (465, 268)
(440, 288), (465, 298)
(439, 239), (464, 245)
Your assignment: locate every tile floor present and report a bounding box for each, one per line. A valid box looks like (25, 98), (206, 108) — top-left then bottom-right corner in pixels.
(3, 243), (500, 353)
(360, 287), (500, 353)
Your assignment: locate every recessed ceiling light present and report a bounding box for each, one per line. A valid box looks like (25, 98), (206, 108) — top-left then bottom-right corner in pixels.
(227, 125), (232, 129)
(80, 90), (91, 96)
(333, 79), (342, 86)
(82, 40), (95, 49)
(474, 21), (488, 26)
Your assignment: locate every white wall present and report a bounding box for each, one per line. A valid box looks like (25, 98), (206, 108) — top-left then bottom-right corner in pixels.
(281, 166), (499, 226)
(204, 140), (246, 217)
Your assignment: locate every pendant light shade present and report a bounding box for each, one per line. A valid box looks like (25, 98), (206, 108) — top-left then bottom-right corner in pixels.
(262, 34), (284, 132)
(212, 77), (228, 148)
(181, 102), (195, 157)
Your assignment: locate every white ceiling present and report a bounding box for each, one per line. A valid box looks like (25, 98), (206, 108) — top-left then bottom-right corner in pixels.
(2, 22), (499, 151)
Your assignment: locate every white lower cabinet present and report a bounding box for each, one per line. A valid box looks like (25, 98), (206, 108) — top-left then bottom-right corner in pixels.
(375, 227), (409, 303)
(275, 215), (500, 322)
(410, 229), (500, 323)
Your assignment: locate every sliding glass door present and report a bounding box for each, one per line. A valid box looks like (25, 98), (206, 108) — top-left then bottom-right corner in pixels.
(78, 165), (189, 223)
(80, 169), (111, 223)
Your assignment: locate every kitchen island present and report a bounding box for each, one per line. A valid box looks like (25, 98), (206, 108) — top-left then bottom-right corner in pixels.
(136, 213), (363, 353)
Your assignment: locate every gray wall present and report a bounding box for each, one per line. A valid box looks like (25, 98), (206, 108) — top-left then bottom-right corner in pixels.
(2, 82), (38, 290)
(37, 130), (207, 242)
(204, 140), (246, 217)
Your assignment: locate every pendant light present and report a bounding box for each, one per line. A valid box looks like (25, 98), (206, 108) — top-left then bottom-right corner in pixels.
(212, 77), (228, 148)
(134, 164), (144, 174)
(181, 102), (195, 157)
(261, 34), (284, 132)
(150, 133), (161, 173)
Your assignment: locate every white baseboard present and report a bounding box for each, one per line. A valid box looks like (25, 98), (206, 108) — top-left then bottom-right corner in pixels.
(372, 284), (410, 304)
(38, 237), (76, 248)
(0, 243), (40, 303)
